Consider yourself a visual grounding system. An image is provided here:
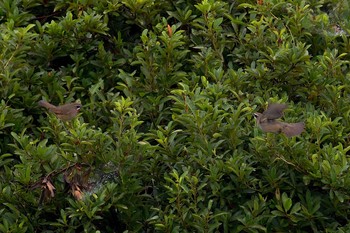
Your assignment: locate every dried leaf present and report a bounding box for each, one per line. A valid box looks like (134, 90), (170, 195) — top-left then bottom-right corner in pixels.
(72, 184), (83, 200)
(45, 179), (56, 198)
(167, 24), (173, 37)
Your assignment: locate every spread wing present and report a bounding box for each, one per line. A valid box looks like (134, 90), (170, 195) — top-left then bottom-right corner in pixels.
(263, 103), (287, 120)
(282, 122), (305, 137)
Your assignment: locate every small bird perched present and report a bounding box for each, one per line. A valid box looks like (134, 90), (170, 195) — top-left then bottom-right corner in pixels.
(38, 100), (82, 121)
(253, 103), (304, 137)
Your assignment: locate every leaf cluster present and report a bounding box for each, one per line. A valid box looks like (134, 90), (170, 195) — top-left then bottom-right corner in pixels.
(1, 0), (350, 232)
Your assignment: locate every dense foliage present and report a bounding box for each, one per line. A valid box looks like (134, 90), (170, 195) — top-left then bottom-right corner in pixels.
(1, 0), (350, 232)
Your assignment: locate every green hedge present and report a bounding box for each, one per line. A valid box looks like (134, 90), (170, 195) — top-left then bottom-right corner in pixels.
(1, 0), (350, 232)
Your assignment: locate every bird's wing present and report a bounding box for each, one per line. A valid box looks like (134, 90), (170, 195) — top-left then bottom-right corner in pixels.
(263, 103), (288, 120)
(282, 122), (305, 137)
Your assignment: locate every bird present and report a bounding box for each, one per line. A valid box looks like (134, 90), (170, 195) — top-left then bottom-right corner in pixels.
(38, 100), (82, 121)
(253, 103), (305, 137)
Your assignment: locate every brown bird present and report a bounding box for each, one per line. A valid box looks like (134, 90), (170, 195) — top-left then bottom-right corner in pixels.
(39, 100), (82, 121)
(253, 103), (304, 137)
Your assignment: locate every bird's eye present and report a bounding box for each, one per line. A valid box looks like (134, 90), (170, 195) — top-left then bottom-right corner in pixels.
(253, 113), (258, 118)
(76, 105), (81, 110)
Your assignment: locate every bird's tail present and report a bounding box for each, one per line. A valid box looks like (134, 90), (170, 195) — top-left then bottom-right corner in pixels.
(38, 100), (56, 110)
